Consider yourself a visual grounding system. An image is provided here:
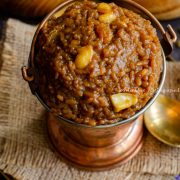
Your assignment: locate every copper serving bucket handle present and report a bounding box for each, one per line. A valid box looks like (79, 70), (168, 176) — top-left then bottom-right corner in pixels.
(21, 0), (177, 169)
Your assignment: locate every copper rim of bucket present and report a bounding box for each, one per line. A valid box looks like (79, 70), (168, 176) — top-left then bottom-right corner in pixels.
(22, 0), (177, 128)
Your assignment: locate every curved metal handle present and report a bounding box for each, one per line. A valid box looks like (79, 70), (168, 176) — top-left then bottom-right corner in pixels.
(166, 25), (177, 43)
(162, 25), (177, 57)
(22, 66), (38, 95)
(21, 66), (34, 82)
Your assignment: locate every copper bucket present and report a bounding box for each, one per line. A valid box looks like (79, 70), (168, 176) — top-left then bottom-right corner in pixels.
(22, 0), (176, 170)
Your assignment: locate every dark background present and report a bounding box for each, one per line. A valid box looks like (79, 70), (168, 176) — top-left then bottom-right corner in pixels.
(161, 18), (180, 61)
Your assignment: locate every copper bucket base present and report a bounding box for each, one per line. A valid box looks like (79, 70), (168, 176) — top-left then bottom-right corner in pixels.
(47, 114), (143, 170)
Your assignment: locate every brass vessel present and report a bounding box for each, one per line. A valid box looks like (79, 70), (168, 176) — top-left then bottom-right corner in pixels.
(145, 94), (180, 147)
(47, 114), (143, 169)
(22, 0), (176, 170)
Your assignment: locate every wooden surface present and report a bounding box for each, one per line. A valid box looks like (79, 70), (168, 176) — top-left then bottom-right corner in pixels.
(133, 0), (180, 20)
(0, 18), (180, 180)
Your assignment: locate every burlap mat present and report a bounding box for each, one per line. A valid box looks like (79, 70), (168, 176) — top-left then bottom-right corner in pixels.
(0, 18), (180, 180)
